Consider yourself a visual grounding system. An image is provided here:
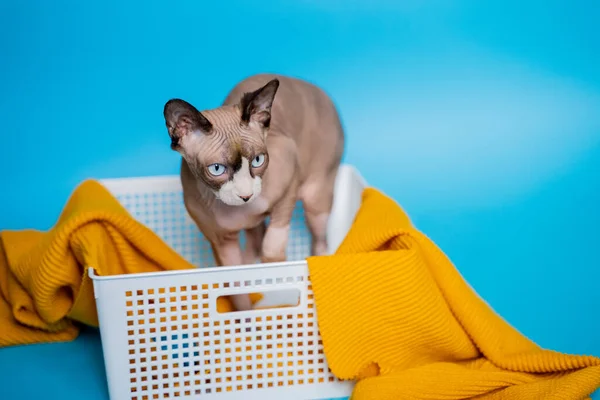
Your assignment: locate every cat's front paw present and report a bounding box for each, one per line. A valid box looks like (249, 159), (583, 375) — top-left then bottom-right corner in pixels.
(260, 254), (287, 264)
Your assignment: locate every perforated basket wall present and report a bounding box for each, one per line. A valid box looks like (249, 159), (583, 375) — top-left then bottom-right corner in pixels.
(91, 165), (366, 400)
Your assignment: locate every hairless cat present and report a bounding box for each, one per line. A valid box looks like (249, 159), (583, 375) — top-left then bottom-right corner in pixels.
(163, 73), (345, 310)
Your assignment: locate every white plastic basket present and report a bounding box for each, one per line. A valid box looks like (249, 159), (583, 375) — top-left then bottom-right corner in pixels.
(90, 164), (366, 400)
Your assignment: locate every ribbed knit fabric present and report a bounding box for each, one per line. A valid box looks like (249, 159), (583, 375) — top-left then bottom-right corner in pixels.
(0, 180), (255, 347)
(306, 188), (600, 400)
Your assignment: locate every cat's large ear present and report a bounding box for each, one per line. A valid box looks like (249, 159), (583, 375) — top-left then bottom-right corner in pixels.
(163, 99), (213, 150)
(240, 78), (280, 129)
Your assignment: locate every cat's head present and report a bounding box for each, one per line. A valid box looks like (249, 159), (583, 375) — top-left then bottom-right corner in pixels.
(164, 79), (279, 206)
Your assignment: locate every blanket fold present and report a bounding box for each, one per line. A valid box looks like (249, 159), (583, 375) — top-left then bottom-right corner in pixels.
(306, 187), (600, 400)
(0, 180), (246, 347)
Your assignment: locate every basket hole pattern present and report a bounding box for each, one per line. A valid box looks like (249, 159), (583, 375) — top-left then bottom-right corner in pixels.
(115, 191), (312, 267)
(125, 277), (340, 399)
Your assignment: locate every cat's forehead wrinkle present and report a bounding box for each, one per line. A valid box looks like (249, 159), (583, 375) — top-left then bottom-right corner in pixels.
(202, 105), (241, 127)
(241, 134), (265, 154)
(202, 106), (262, 136)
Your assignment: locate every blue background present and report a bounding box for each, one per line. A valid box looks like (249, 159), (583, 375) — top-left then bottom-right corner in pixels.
(1, 0), (599, 399)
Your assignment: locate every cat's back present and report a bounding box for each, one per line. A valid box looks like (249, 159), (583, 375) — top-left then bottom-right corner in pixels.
(222, 73), (342, 134)
(223, 73), (329, 107)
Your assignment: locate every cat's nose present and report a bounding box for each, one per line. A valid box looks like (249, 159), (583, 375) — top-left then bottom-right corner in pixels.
(239, 194), (252, 203)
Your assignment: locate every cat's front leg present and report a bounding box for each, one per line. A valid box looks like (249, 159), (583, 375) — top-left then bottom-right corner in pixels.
(211, 232), (253, 311)
(261, 178), (299, 264)
(243, 221), (266, 265)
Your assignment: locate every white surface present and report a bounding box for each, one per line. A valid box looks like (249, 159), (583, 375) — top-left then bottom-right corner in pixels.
(90, 164), (367, 400)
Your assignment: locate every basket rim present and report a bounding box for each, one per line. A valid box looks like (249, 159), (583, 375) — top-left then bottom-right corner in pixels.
(87, 259), (309, 282)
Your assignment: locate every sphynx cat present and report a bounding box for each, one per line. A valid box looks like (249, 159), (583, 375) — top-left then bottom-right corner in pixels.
(163, 74), (345, 310)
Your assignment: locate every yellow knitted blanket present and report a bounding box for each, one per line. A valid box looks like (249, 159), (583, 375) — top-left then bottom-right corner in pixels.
(0, 180), (253, 347)
(1, 179), (599, 399)
(306, 188), (600, 400)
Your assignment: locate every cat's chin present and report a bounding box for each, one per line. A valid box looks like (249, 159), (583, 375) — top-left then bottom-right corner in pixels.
(220, 199), (253, 207)
(214, 193), (259, 207)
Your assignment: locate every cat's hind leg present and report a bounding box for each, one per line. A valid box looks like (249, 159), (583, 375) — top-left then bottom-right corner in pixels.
(299, 174), (337, 256)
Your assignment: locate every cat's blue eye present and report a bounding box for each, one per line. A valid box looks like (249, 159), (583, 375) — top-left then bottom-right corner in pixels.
(251, 154), (265, 168)
(207, 163), (226, 176)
